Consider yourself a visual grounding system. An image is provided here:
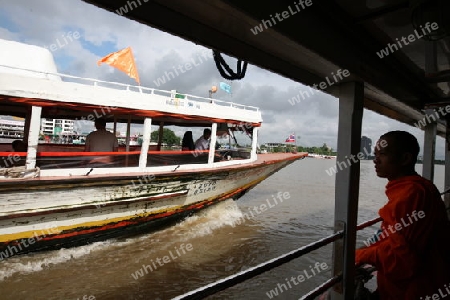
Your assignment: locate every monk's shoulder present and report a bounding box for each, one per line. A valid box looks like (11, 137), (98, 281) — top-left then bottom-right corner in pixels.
(386, 176), (440, 210)
(389, 175), (436, 192)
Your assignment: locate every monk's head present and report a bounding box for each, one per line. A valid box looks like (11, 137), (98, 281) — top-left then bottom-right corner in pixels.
(373, 131), (419, 181)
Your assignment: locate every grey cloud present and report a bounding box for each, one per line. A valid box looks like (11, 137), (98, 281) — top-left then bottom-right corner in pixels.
(0, 0), (443, 157)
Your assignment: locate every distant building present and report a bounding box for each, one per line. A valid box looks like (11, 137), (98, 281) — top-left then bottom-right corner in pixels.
(361, 136), (372, 159)
(41, 118), (74, 135)
(0, 119), (24, 139)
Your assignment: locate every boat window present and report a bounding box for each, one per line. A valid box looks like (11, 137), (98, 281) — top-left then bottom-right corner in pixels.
(0, 100), (255, 173)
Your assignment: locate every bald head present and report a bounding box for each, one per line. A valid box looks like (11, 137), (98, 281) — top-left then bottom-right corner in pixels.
(380, 131), (419, 165)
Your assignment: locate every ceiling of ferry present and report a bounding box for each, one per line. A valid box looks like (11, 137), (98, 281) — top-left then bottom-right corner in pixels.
(81, 0), (450, 137)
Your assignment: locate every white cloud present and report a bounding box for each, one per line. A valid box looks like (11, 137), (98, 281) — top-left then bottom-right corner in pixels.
(0, 0), (444, 158)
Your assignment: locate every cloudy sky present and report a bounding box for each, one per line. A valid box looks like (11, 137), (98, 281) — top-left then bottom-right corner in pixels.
(0, 0), (445, 157)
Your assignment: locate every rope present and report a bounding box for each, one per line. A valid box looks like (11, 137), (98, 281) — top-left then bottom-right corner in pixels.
(0, 166), (40, 178)
(212, 50), (248, 80)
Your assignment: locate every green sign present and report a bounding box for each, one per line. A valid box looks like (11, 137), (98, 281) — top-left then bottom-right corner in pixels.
(53, 126), (62, 135)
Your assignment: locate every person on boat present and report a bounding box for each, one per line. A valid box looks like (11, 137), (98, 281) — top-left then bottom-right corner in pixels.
(84, 118), (118, 152)
(181, 131), (195, 151)
(194, 128), (211, 151)
(12, 140), (27, 152)
(355, 130), (450, 300)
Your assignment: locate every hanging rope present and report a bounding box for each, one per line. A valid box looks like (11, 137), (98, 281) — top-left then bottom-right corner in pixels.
(213, 50), (248, 80)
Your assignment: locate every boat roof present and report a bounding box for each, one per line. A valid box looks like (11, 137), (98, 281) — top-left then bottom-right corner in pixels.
(80, 0), (450, 137)
(0, 39), (262, 127)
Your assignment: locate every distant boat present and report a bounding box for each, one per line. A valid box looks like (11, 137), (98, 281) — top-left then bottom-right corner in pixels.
(0, 39), (307, 258)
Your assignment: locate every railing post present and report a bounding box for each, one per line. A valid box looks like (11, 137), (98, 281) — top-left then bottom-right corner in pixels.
(25, 106), (42, 170)
(125, 115), (131, 167)
(208, 123), (218, 165)
(250, 127), (258, 161)
(139, 118), (152, 169)
(423, 108), (436, 181)
(331, 81), (364, 300)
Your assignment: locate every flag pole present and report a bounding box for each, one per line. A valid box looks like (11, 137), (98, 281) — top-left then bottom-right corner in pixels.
(294, 131), (296, 152)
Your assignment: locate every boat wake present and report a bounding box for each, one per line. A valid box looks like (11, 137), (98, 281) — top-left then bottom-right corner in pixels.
(163, 198), (247, 240)
(0, 240), (118, 281)
(0, 199), (245, 281)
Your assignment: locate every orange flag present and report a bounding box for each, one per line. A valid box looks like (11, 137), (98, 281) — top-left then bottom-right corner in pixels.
(97, 47), (140, 85)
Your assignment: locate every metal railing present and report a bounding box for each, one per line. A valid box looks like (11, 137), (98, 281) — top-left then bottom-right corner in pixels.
(0, 64), (260, 112)
(173, 216), (382, 300)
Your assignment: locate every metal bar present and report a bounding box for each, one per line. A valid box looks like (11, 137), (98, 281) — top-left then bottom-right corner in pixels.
(172, 232), (343, 300)
(331, 81), (364, 300)
(299, 274), (343, 300)
(356, 217), (382, 230)
(172, 216), (380, 300)
(423, 109), (436, 181)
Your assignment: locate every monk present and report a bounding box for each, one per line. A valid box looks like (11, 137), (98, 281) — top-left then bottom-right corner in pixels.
(355, 130), (450, 300)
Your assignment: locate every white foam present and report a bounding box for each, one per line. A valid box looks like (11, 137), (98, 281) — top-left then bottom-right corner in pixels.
(0, 237), (137, 281)
(166, 199), (246, 239)
(0, 199), (245, 280)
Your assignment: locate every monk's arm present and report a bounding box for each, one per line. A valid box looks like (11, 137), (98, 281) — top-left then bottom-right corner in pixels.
(356, 191), (426, 279)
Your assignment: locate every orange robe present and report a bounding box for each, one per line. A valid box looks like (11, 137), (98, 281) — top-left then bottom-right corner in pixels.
(356, 175), (450, 299)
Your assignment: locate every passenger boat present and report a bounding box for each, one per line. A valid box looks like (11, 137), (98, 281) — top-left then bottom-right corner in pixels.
(0, 39), (307, 259)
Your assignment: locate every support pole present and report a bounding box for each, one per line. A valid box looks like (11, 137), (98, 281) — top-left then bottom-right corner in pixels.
(139, 118), (152, 169)
(26, 106), (42, 170)
(113, 115), (117, 137)
(331, 82), (364, 300)
(445, 118), (450, 219)
(125, 115), (131, 167)
(422, 109), (436, 181)
(208, 123), (217, 165)
(23, 107), (32, 143)
(250, 127), (258, 161)
(157, 122), (164, 151)
(423, 38), (437, 182)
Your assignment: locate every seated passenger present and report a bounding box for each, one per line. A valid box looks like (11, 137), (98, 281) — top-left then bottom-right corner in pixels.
(12, 140), (27, 152)
(194, 128), (211, 151)
(84, 118), (118, 152)
(181, 131), (195, 151)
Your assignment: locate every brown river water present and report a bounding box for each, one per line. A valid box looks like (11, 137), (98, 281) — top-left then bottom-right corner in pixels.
(0, 158), (445, 300)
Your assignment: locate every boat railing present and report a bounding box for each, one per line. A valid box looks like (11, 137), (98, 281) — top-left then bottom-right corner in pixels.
(172, 216), (382, 300)
(0, 64), (259, 112)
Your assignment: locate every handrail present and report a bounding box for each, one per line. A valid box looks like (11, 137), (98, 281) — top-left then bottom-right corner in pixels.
(357, 217), (382, 230)
(173, 216), (382, 300)
(299, 274), (343, 300)
(0, 64), (259, 112)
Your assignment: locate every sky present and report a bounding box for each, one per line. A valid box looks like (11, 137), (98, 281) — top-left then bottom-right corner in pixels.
(0, 0), (445, 157)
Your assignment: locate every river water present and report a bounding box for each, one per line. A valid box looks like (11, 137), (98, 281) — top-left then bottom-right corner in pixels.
(0, 158), (445, 300)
